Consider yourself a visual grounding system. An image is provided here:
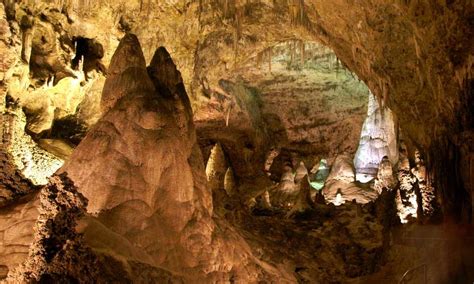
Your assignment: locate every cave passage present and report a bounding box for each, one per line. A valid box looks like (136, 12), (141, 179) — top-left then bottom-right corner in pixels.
(0, 1), (472, 283)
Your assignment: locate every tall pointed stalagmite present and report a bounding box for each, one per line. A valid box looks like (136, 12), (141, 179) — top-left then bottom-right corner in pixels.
(100, 34), (154, 113)
(354, 93), (398, 180)
(59, 32), (213, 275)
(59, 34), (290, 282)
(288, 175), (315, 218)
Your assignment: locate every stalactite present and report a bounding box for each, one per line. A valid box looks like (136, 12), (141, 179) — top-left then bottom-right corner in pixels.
(291, 40), (296, 68)
(268, 47), (272, 73)
(233, 28), (238, 68)
(224, 0), (229, 17)
(235, 5), (242, 39)
(289, 1), (298, 25)
(256, 52), (261, 69)
(289, 41), (293, 66)
(299, 0), (304, 24)
(225, 104), (232, 127)
(149, 0), (153, 20)
(300, 40), (305, 67)
(289, 0), (307, 27)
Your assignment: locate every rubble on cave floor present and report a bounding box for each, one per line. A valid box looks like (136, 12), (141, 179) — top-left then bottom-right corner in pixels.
(226, 198), (386, 283)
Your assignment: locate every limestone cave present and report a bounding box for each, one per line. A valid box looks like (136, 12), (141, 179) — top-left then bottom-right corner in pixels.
(0, 0), (473, 283)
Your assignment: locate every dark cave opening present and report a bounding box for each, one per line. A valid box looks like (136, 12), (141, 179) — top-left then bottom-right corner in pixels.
(71, 36), (107, 79)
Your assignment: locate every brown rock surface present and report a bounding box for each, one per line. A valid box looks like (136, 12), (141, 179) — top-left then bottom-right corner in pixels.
(323, 154), (378, 205)
(0, 193), (38, 279)
(60, 34), (292, 282)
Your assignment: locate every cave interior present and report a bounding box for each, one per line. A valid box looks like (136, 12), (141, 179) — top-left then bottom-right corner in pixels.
(0, 0), (473, 283)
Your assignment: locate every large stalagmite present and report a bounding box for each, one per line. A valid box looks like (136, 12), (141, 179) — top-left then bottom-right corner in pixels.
(323, 154), (378, 204)
(354, 94), (398, 181)
(59, 34), (291, 282)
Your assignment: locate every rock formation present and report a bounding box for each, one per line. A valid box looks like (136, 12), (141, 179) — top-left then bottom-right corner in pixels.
(287, 175), (315, 218)
(206, 143), (230, 213)
(223, 167), (236, 197)
(396, 143), (418, 223)
(6, 173), (98, 283)
(0, 192), (39, 278)
(206, 143), (228, 192)
(412, 150), (436, 221)
(2, 98), (63, 186)
(309, 158), (330, 191)
(271, 165), (298, 208)
(58, 34), (291, 282)
(354, 94), (398, 180)
(323, 154), (378, 205)
(373, 156), (397, 194)
(294, 161), (308, 183)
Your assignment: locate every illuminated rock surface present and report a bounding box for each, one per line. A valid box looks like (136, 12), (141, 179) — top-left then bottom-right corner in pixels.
(373, 156), (397, 194)
(0, 193), (38, 278)
(412, 150), (436, 221)
(354, 94), (398, 178)
(2, 101), (63, 186)
(0, 0), (472, 282)
(323, 154), (378, 205)
(6, 173), (97, 283)
(396, 144), (418, 224)
(59, 34), (291, 282)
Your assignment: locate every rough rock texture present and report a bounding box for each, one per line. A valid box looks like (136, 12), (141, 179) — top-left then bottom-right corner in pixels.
(0, 0), (472, 282)
(287, 175), (315, 218)
(354, 94), (398, 177)
(193, 0), (473, 221)
(2, 173), (183, 282)
(0, 151), (37, 207)
(0, 193), (38, 279)
(195, 79), (269, 182)
(206, 143), (228, 192)
(271, 165), (298, 208)
(2, 99), (63, 186)
(1, 0), (472, 220)
(396, 144), (418, 224)
(235, 41), (369, 162)
(323, 154), (378, 205)
(6, 173), (98, 283)
(226, 201), (385, 282)
(59, 34), (291, 282)
(412, 150), (437, 222)
(2, 3), (106, 139)
(373, 156), (397, 194)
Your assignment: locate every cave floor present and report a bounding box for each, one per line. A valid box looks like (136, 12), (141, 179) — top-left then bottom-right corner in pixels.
(350, 223), (474, 283)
